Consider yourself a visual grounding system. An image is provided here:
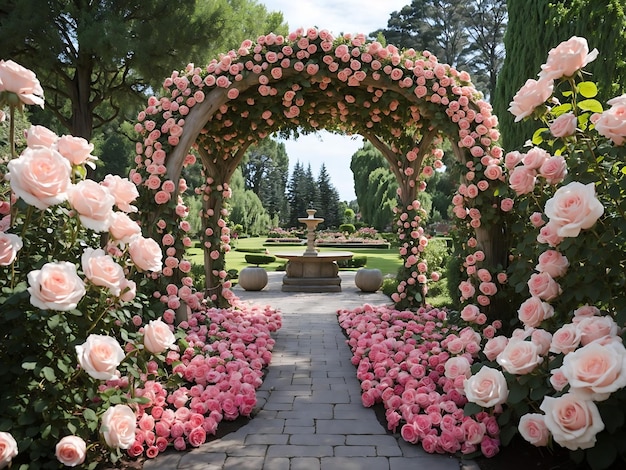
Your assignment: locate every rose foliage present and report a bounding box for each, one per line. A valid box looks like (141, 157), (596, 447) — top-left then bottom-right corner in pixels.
(0, 60), (281, 469)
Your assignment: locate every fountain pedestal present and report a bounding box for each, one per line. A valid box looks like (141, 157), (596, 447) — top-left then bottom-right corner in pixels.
(275, 209), (353, 292)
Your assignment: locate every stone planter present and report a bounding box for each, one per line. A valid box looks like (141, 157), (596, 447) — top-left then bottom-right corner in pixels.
(238, 266), (268, 291)
(355, 268), (383, 292)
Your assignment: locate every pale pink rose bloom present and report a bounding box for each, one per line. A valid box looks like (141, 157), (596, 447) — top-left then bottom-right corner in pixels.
(531, 329), (553, 356)
(109, 212), (141, 243)
(496, 338), (543, 375)
(55, 435), (86, 467)
(81, 247), (125, 296)
(483, 336), (508, 361)
(539, 156), (567, 184)
(518, 296), (554, 328)
(504, 150), (524, 169)
(527, 272), (562, 301)
(544, 182), (604, 237)
(67, 180), (115, 232)
(561, 340), (626, 401)
(100, 405), (136, 449)
(101, 174), (139, 212)
(508, 77), (554, 122)
(25, 125), (58, 148)
(535, 249), (569, 278)
(594, 94), (626, 145)
(7, 146), (71, 210)
(460, 304), (480, 322)
(518, 414), (549, 447)
(76, 334), (124, 380)
(550, 324), (581, 354)
(119, 279), (137, 302)
(536, 221), (564, 247)
(0, 431), (18, 468)
(463, 366), (509, 408)
(444, 356), (471, 380)
(522, 147), (550, 170)
(550, 368), (569, 391)
(144, 318), (177, 354)
(0, 59), (44, 107)
(129, 236), (163, 272)
(27, 261), (86, 311)
(56, 135), (97, 167)
(508, 166), (537, 195)
(540, 394), (604, 450)
(538, 36), (599, 81)
(572, 305), (600, 320)
(0, 231), (23, 266)
(550, 112), (577, 138)
(575, 315), (619, 346)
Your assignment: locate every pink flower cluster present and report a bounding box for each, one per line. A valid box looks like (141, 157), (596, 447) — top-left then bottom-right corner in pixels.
(337, 304), (501, 457)
(506, 147), (567, 196)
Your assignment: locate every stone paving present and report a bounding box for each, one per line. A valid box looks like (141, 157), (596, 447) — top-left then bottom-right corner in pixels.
(144, 272), (477, 470)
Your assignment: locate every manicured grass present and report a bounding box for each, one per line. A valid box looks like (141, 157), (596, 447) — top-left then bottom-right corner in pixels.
(186, 237), (403, 276)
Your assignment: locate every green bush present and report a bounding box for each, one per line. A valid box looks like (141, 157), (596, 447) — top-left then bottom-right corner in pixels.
(337, 255), (367, 268)
(244, 254), (276, 265)
(382, 277), (399, 297)
(339, 223), (356, 234)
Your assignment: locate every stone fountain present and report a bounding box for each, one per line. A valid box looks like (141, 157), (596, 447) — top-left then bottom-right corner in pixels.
(275, 209), (353, 292)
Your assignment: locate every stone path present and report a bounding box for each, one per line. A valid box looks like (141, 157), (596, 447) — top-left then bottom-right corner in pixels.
(143, 272), (475, 470)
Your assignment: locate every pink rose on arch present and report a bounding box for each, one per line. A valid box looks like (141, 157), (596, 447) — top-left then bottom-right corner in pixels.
(67, 180), (115, 232)
(496, 339), (543, 375)
(550, 112), (577, 138)
(537, 221), (564, 247)
(25, 125), (58, 148)
(508, 165), (536, 195)
(144, 318), (177, 355)
(0, 231), (23, 266)
(517, 296), (554, 328)
(55, 435), (86, 467)
(594, 94), (626, 146)
(0, 59), (44, 107)
(109, 212), (141, 243)
(536, 250), (569, 278)
(100, 405), (136, 449)
(460, 304), (480, 322)
(28, 261), (86, 311)
(540, 394), (604, 451)
(464, 366), (508, 408)
(81, 247), (125, 296)
(508, 77), (554, 122)
(101, 174), (139, 213)
(518, 414), (549, 447)
(544, 181), (604, 237)
(129, 236), (163, 272)
(527, 272), (562, 301)
(538, 36), (599, 81)
(7, 146), (71, 210)
(539, 156), (567, 184)
(0, 431), (18, 468)
(56, 134), (97, 167)
(76, 334), (125, 380)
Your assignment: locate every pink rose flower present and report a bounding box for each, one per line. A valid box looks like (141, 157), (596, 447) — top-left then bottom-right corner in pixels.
(518, 414), (549, 447)
(75, 334), (125, 380)
(594, 94), (626, 145)
(56, 135), (97, 167)
(483, 336), (508, 361)
(7, 146), (71, 210)
(536, 221), (564, 247)
(517, 296), (554, 328)
(539, 156), (567, 184)
(561, 341), (626, 401)
(81, 247), (125, 296)
(544, 182), (604, 237)
(575, 315), (618, 346)
(504, 150), (524, 169)
(67, 180), (115, 232)
(101, 174), (139, 213)
(540, 393), (604, 450)
(550, 368), (569, 391)
(550, 324), (581, 354)
(500, 198), (514, 212)
(0, 59), (44, 107)
(508, 78), (554, 122)
(529, 212), (545, 228)
(25, 125), (58, 148)
(496, 339), (543, 375)
(508, 166), (536, 195)
(460, 304), (480, 322)
(188, 427), (207, 447)
(109, 212), (142, 243)
(464, 366), (509, 408)
(129, 236), (163, 272)
(144, 318), (177, 354)
(0, 231), (23, 266)
(444, 356), (471, 380)
(100, 405), (136, 449)
(535, 250), (569, 278)
(550, 112), (577, 138)
(27, 261), (86, 311)
(0, 431), (18, 468)
(538, 36), (599, 81)
(527, 272), (562, 301)
(55, 435), (86, 467)
(522, 147), (550, 170)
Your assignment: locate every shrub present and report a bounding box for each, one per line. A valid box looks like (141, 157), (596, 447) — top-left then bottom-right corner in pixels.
(337, 255), (367, 268)
(244, 253), (276, 265)
(339, 223), (356, 234)
(382, 277), (399, 297)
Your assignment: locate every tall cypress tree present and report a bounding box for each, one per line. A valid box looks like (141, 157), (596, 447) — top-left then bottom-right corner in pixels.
(316, 164), (342, 229)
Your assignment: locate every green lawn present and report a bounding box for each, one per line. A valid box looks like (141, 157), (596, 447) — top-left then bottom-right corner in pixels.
(186, 237), (403, 275)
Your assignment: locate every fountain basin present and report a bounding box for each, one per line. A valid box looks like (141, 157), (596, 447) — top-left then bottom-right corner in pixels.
(275, 251), (353, 292)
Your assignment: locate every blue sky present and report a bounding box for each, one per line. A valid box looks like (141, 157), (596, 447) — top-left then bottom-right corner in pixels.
(260, 0), (409, 201)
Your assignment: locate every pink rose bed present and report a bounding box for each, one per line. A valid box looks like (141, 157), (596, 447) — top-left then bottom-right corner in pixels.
(337, 304), (502, 457)
(107, 304), (281, 459)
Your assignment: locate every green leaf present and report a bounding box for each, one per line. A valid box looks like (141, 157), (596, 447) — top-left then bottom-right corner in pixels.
(586, 434), (617, 470)
(532, 127), (548, 145)
(578, 99), (603, 113)
(41, 366), (56, 382)
(463, 401), (483, 416)
(507, 383), (529, 404)
(578, 81), (598, 98)
(21, 362), (37, 370)
(499, 424), (517, 446)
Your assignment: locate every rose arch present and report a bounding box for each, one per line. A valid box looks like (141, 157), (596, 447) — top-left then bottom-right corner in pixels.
(131, 27), (508, 318)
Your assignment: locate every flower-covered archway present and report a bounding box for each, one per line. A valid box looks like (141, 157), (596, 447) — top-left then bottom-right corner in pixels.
(132, 27), (507, 313)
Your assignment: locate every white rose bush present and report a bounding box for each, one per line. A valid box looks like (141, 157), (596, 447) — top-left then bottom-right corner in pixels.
(0, 60), (281, 468)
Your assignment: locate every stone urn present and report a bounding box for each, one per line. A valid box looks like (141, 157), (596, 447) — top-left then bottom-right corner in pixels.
(238, 266), (268, 291)
(355, 268), (383, 292)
